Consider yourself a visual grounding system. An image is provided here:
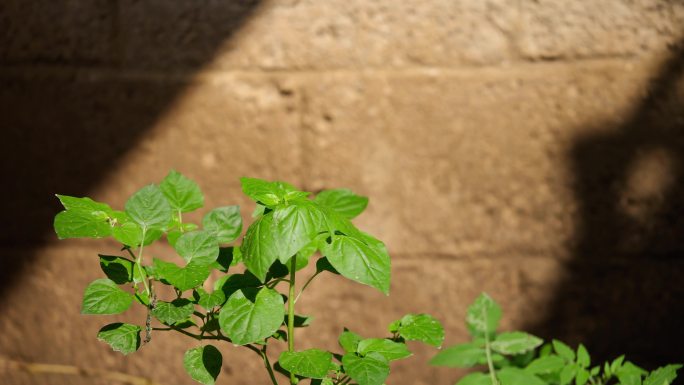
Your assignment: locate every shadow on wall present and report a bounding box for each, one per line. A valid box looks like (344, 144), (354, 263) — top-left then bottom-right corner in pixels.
(527, 41), (684, 372)
(0, 1), (262, 299)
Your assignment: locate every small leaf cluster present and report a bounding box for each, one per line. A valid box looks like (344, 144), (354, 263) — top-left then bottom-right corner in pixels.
(284, 313), (444, 385)
(54, 171), (444, 385)
(431, 293), (682, 385)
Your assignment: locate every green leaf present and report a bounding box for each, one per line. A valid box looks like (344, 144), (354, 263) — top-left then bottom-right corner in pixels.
(195, 288), (226, 310)
(610, 355), (626, 375)
(52, 195), (116, 239)
(252, 204), (267, 218)
(576, 344), (590, 368)
(553, 340), (576, 362)
(396, 314), (445, 347)
(618, 372), (643, 385)
(160, 170), (204, 213)
(498, 367), (546, 385)
(279, 349), (333, 379)
(240, 213), (279, 282)
(82, 278), (133, 315)
(575, 368), (590, 385)
(54, 209), (112, 239)
(314, 189), (369, 219)
(616, 362), (647, 385)
(97, 323), (141, 355)
(293, 240), (318, 271)
(524, 355), (566, 375)
(183, 345), (222, 385)
(560, 363), (578, 385)
(240, 177), (304, 207)
(125, 184), (172, 231)
(202, 206), (242, 244)
(429, 342), (485, 367)
(151, 258), (211, 291)
(455, 373), (493, 385)
(358, 338), (411, 361)
(320, 234), (390, 294)
(167, 229), (182, 247)
(644, 364), (682, 385)
(539, 343), (553, 357)
(491, 332), (543, 355)
(152, 298), (195, 325)
(111, 212), (163, 247)
(339, 330), (363, 353)
(271, 202), (325, 264)
(387, 320), (401, 334)
(56, 195), (113, 214)
(99, 255), (135, 284)
(342, 352), (390, 385)
(218, 287), (284, 345)
(466, 293), (502, 337)
(242, 202), (323, 280)
(174, 230), (219, 266)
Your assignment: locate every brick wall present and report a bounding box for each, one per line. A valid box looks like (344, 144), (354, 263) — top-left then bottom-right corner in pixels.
(1, 1), (683, 384)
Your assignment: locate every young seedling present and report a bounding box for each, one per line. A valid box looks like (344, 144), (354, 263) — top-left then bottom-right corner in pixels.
(431, 293), (681, 385)
(54, 171), (444, 385)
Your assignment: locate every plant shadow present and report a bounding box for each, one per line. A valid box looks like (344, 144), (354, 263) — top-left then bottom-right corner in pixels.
(0, 1), (263, 301)
(525, 40), (684, 377)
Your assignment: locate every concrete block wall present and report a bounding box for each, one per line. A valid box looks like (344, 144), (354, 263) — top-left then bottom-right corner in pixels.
(1, 1), (683, 384)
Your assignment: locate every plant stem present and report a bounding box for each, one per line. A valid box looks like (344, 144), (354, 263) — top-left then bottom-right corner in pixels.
(287, 255), (297, 385)
(483, 308), (499, 385)
(125, 248), (136, 260)
(260, 345), (280, 385)
(135, 228), (150, 296)
(294, 271), (320, 304)
(155, 320), (281, 384)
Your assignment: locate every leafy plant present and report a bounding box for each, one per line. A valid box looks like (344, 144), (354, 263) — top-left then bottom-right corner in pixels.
(54, 171), (444, 385)
(431, 293), (681, 385)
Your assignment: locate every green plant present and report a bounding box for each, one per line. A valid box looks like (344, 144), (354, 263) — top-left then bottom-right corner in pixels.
(53, 171), (444, 385)
(431, 293), (681, 385)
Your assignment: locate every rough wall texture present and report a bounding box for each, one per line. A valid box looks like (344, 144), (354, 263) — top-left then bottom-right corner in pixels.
(1, 1), (684, 384)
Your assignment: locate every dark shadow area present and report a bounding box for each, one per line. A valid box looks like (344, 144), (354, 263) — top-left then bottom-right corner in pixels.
(526, 40), (684, 376)
(0, 0), (262, 299)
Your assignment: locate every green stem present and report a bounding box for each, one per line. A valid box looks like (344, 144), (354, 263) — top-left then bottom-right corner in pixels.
(483, 308), (499, 385)
(157, 324), (280, 385)
(136, 228), (150, 296)
(287, 255), (297, 385)
(294, 271), (320, 304)
(266, 278), (291, 289)
(153, 326), (232, 343)
(260, 346), (279, 385)
(125, 248), (136, 260)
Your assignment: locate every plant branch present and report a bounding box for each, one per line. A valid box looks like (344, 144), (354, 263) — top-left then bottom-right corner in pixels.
(135, 228), (150, 296)
(260, 345), (280, 385)
(287, 255), (297, 385)
(483, 308), (499, 385)
(294, 271), (320, 304)
(124, 247), (136, 260)
(266, 278), (291, 289)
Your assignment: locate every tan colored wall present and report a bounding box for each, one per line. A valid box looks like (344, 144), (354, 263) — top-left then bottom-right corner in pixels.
(1, 1), (684, 384)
